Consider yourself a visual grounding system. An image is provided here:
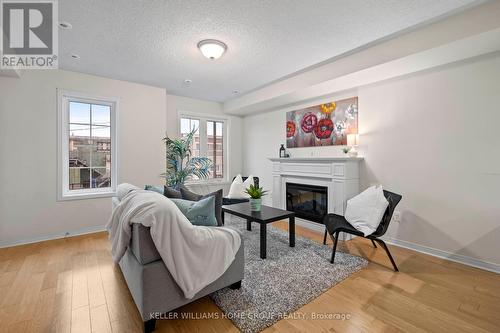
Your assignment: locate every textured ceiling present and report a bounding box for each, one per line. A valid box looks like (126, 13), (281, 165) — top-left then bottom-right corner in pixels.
(59, 0), (480, 102)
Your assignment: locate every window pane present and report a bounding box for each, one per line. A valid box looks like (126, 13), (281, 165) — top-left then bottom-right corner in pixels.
(207, 120), (223, 179)
(92, 140), (111, 168)
(180, 118), (199, 134)
(91, 168), (110, 188)
(69, 167), (91, 189)
(180, 118), (200, 158)
(69, 102), (90, 123)
(91, 104), (110, 126)
(92, 125), (110, 138)
(69, 123), (90, 138)
(69, 137), (92, 167)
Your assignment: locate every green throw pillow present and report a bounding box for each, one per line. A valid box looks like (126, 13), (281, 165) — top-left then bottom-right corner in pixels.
(170, 196), (217, 226)
(144, 185), (164, 194)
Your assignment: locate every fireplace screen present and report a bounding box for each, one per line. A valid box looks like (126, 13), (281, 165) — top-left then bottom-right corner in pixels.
(286, 182), (328, 223)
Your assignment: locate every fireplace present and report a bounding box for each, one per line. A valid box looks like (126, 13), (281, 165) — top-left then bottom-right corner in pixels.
(286, 182), (328, 224)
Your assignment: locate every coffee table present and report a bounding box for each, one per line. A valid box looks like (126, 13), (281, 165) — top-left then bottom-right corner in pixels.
(221, 203), (295, 259)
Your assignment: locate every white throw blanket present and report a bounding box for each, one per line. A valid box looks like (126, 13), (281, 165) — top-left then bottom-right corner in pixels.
(106, 184), (241, 299)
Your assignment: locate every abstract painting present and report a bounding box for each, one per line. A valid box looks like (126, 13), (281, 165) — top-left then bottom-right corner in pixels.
(286, 97), (358, 148)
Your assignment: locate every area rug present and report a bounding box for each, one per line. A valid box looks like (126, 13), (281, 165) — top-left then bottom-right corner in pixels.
(210, 217), (368, 333)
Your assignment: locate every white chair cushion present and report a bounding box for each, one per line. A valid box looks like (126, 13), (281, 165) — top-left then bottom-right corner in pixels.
(344, 185), (389, 236)
(227, 174), (254, 199)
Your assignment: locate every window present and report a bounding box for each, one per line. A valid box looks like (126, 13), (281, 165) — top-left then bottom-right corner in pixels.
(58, 90), (118, 200)
(180, 117), (200, 158)
(207, 120), (224, 179)
(179, 113), (228, 182)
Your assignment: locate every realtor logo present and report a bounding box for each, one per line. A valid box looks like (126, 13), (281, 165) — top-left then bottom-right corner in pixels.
(1, 0), (58, 69)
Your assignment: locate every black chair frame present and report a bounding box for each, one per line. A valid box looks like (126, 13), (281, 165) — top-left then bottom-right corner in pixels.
(323, 190), (402, 272)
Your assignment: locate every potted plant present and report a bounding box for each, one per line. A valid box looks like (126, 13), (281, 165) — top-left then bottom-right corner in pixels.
(161, 128), (212, 188)
(245, 184), (268, 212)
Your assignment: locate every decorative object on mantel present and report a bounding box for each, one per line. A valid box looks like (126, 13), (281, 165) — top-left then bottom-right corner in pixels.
(278, 144), (290, 158)
(342, 146), (351, 155)
(286, 97), (358, 148)
(279, 144), (286, 158)
(161, 128), (212, 188)
(347, 133), (359, 157)
(244, 184), (268, 211)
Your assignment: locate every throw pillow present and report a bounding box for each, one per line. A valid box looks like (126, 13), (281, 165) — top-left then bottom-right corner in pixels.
(180, 186), (223, 226)
(227, 174), (254, 199)
(171, 197), (217, 226)
(344, 185), (389, 236)
(164, 186), (182, 199)
(144, 185), (164, 194)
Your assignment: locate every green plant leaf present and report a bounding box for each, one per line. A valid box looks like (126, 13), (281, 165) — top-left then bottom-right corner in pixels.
(162, 128), (214, 187)
(244, 184), (268, 199)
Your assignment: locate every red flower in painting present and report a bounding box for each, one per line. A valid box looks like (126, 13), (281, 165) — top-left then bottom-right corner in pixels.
(314, 118), (334, 139)
(300, 113), (317, 133)
(286, 121), (296, 138)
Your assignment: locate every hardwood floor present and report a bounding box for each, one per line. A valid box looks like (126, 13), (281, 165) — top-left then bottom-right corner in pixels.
(0, 222), (499, 333)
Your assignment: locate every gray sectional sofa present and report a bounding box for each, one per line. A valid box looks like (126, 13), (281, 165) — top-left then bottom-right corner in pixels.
(119, 223), (245, 333)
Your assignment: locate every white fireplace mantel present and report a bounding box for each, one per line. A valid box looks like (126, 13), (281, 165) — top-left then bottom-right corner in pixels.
(268, 157), (363, 232)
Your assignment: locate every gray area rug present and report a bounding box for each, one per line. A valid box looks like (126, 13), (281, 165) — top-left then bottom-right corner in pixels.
(210, 217), (368, 333)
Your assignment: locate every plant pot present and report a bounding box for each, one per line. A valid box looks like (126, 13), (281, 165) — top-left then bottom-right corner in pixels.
(249, 198), (262, 211)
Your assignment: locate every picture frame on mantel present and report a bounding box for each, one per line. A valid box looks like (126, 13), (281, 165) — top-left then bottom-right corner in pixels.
(286, 97), (358, 148)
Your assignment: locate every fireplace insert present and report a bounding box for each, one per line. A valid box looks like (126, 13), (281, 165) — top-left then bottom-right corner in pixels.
(286, 182), (328, 223)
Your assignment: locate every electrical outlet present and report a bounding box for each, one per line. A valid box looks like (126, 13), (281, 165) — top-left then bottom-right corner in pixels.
(392, 211), (402, 223)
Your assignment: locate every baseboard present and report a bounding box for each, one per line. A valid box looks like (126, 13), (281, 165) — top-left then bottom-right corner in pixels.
(290, 219), (500, 274)
(294, 218), (325, 232)
(0, 225), (106, 249)
(382, 236), (500, 274)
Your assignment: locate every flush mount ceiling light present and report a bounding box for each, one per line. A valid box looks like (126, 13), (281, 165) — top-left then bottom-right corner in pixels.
(197, 39), (227, 60)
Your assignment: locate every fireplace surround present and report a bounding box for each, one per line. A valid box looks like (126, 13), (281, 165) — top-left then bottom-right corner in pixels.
(269, 157), (362, 233)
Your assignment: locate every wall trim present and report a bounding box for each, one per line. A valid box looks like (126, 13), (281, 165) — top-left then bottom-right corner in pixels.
(3, 221), (498, 275)
(295, 220), (499, 274)
(0, 225), (106, 249)
(295, 218), (325, 232)
(381, 236), (500, 274)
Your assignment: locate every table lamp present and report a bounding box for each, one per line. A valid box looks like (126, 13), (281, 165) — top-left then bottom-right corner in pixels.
(347, 134), (359, 157)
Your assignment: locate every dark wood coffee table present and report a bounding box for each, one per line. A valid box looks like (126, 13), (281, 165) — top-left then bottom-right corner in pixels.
(222, 203), (295, 259)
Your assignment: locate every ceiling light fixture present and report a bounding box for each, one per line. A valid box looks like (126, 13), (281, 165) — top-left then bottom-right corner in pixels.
(197, 39), (227, 60)
(71, 54), (80, 59)
(58, 21), (72, 29)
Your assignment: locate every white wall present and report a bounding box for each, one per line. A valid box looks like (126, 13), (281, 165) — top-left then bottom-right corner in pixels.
(0, 72), (243, 246)
(0, 70), (167, 246)
(166, 94), (243, 195)
(242, 54), (500, 268)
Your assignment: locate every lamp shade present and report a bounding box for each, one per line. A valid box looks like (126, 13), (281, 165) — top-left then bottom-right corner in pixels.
(347, 134), (359, 146)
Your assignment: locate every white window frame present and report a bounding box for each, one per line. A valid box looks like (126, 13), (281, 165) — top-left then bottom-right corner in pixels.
(57, 89), (119, 201)
(178, 110), (230, 184)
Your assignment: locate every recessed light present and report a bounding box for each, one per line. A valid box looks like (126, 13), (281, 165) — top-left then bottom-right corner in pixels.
(232, 90), (239, 94)
(58, 21), (72, 29)
(197, 39), (227, 60)
(71, 54), (80, 59)
(184, 79), (192, 85)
